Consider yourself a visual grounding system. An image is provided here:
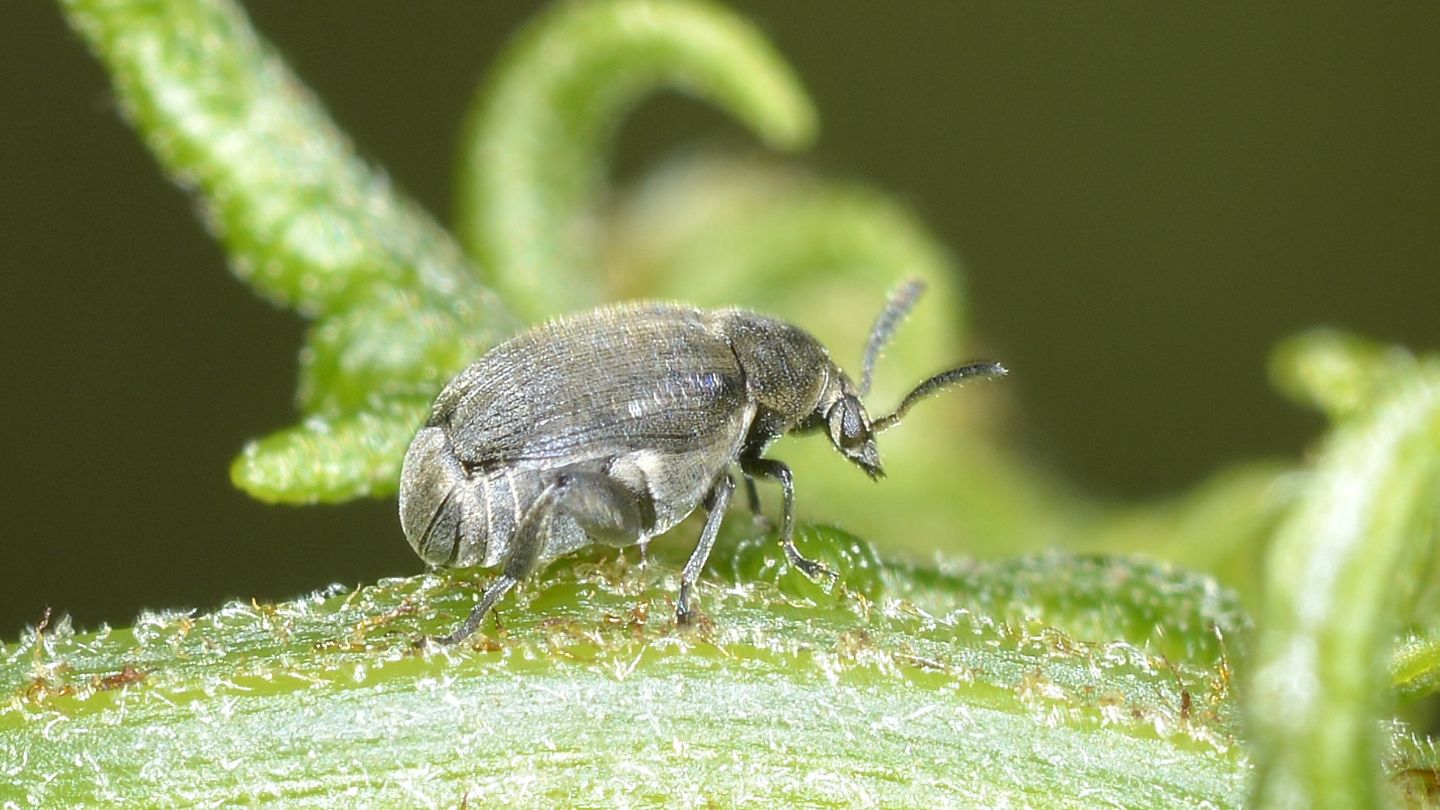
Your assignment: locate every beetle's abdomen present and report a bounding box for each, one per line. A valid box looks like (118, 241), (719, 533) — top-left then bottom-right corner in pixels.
(399, 426), (589, 569)
(399, 426), (516, 569)
(399, 426), (484, 567)
(400, 426), (465, 565)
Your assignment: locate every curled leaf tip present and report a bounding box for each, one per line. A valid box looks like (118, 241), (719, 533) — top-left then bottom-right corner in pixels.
(1270, 328), (1421, 420)
(231, 404), (429, 504)
(60, 0), (517, 504)
(456, 0), (819, 320)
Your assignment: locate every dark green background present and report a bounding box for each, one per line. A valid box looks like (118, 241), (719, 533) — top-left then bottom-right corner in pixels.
(4, 3), (1438, 639)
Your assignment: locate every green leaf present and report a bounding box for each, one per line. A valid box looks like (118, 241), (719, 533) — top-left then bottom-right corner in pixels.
(230, 402), (430, 504)
(60, 0), (519, 503)
(455, 0), (819, 320)
(1249, 357), (1440, 808)
(1, 529), (1249, 807)
(1391, 629), (1440, 703)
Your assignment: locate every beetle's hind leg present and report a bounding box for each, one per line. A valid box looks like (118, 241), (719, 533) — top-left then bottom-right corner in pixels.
(739, 456), (837, 582)
(436, 480), (558, 646)
(438, 471), (650, 646)
(438, 575), (520, 646)
(677, 473), (735, 626)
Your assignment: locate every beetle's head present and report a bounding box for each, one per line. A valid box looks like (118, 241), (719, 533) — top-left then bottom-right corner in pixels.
(825, 391), (883, 479)
(832, 279), (1007, 480)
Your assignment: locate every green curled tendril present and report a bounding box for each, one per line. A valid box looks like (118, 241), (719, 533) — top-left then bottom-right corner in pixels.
(455, 0), (818, 321)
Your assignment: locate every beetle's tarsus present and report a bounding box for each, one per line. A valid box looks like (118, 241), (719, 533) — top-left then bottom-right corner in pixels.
(675, 584), (696, 626)
(436, 573), (517, 645)
(783, 539), (837, 581)
(674, 587), (711, 629)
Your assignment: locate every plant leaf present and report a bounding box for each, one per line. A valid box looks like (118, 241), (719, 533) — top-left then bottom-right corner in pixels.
(60, 0), (520, 504)
(229, 402), (430, 504)
(1249, 353), (1440, 808)
(1, 529), (1249, 807)
(1271, 329), (1426, 421)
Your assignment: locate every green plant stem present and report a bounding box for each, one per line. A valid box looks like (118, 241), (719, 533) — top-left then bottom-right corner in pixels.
(60, 0), (506, 323)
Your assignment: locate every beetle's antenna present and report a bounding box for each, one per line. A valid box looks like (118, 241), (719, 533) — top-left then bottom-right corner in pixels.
(871, 361), (1007, 433)
(860, 278), (927, 397)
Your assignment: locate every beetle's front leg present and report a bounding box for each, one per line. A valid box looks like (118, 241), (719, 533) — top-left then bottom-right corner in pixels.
(676, 473), (734, 626)
(739, 455), (837, 582)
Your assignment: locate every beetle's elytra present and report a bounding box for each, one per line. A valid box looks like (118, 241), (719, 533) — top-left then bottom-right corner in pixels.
(399, 279), (1005, 644)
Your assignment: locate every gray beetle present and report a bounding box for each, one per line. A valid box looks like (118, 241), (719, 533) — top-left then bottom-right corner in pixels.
(399, 279), (1004, 643)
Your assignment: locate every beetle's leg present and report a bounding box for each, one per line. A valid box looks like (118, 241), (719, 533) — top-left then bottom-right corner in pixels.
(552, 470), (651, 544)
(438, 470), (653, 645)
(677, 473), (735, 626)
(742, 475), (769, 526)
(739, 456), (836, 582)
(438, 575), (518, 646)
(437, 479), (565, 645)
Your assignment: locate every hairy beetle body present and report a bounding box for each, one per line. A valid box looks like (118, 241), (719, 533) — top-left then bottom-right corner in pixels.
(400, 282), (1004, 644)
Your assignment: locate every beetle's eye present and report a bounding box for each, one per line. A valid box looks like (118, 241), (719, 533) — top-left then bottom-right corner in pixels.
(828, 398), (868, 449)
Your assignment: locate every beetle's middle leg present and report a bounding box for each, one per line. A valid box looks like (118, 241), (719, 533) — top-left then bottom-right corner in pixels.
(741, 475), (770, 528)
(677, 473), (734, 626)
(739, 456), (836, 582)
(439, 471), (649, 645)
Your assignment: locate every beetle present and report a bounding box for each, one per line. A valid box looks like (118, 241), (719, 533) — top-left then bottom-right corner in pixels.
(399, 278), (1004, 644)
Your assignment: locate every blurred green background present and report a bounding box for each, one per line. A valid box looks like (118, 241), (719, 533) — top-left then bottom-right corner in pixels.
(3, 2), (1438, 640)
